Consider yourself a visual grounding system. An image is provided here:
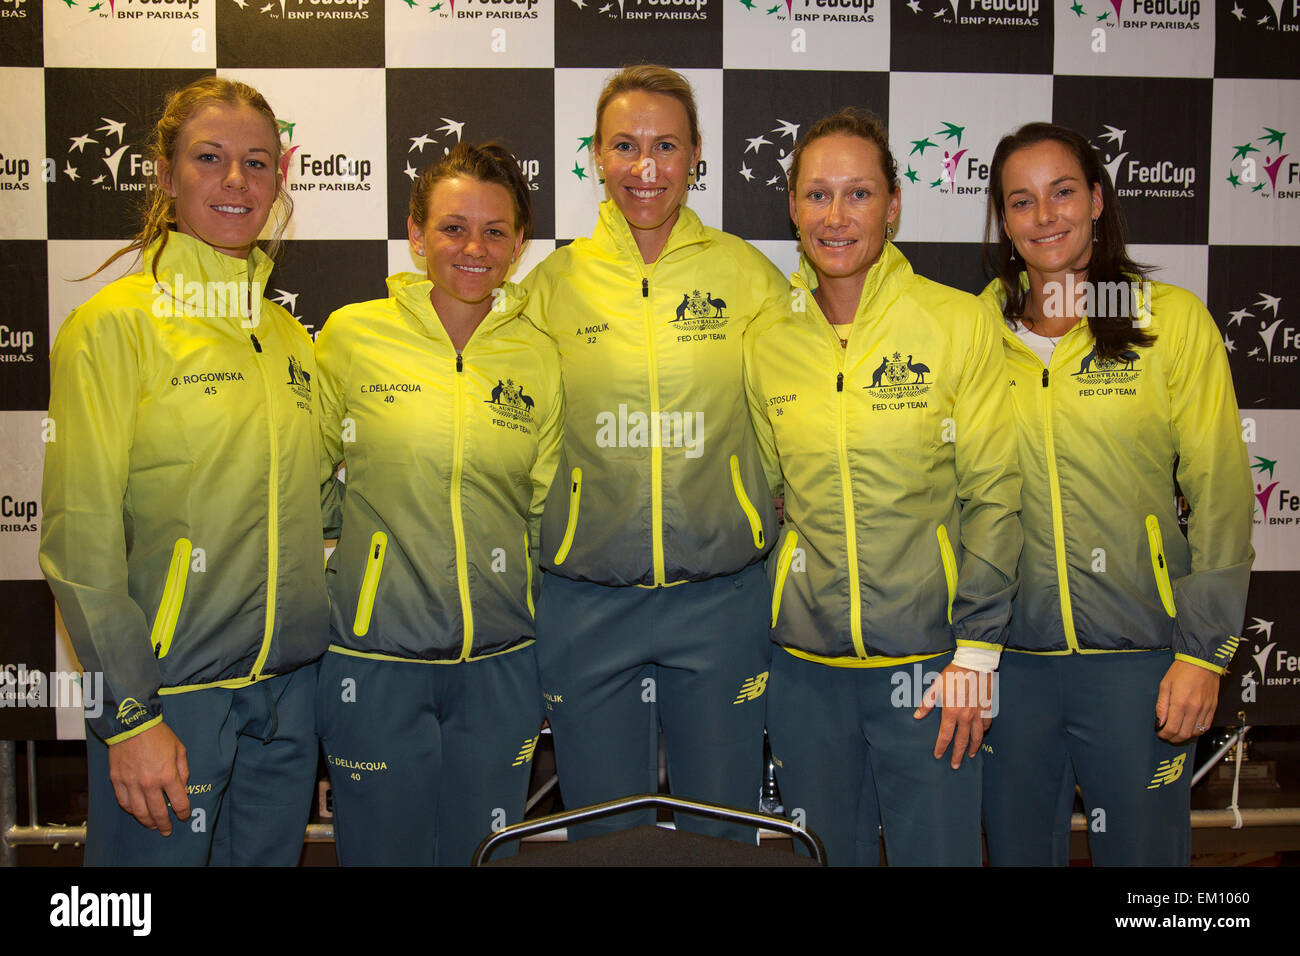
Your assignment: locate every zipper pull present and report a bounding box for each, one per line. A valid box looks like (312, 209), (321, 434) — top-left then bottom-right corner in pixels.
(1041, 368), (1048, 387)
(641, 278), (649, 298)
(250, 333), (262, 353)
(456, 352), (463, 372)
(374, 543), (381, 559)
(154, 642), (162, 658)
(836, 371), (844, 392)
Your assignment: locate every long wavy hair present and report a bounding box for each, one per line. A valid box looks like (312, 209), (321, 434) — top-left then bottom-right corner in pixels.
(983, 122), (1154, 360)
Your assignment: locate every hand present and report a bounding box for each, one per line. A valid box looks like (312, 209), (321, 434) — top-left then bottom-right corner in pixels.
(914, 663), (994, 770)
(107, 721), (190, 835)
(1155, 660), (1220, 744)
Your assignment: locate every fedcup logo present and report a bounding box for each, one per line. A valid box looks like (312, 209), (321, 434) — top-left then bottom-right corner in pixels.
(410, 0), (539, 17)
(904, 121), (991, 197)
(571, 0), (709, 19)
(0, 324), (36, 363)
(90, 0), (201, 19)
(1224, 291), (1295, 364)
(237, 0), (371, 20)
(1240, 617), (1299, 702)
(1224, 126), (1295, 200)
(1092, 124), (1195, 200)
(0, 0), (29, 19)
(735, 119), (800, 192)
(905, 0), (1040, 26)
(737, 0), (875, 22)
(1065, 0), (1200, 28)
(1251, 454), (1299, 526)
(0, 493), (37, 531)
(61, 117), (151, 192)
(404, 118), (542, 192)
(1229, 0), (1299, 30)
(282, 115), (373, 194)
(0, 153), (32, 191)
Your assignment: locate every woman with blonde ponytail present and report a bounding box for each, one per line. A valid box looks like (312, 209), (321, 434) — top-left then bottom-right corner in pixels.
(40, 76), (328, 866)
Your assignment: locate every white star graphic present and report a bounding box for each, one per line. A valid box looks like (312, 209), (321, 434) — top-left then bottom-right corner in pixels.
(1228, 309), (1252, 326)
(766, 175), (780, 186)
(771, 120), (799, 142)
(68, 133), (96, 153)
(745, 135), (771, 154)
(233, 0), (248, 7)
(63, 162), (79, 181)
(437, 118), (465, 141)
(404, 162), (418, 181)
(571, 0), (586, 8)
(739, 164), (754, 182)
(97, 118), (125, 143)
(1230, 3), (1244, 20)
(907, 0), (920, 11)
(92, 174), (105, 185)
(1255, 293), (1281, 315)
(409, 133), (435, 152)
(1258, 15), (1268, 24)
(1223, 334), (1236, 353)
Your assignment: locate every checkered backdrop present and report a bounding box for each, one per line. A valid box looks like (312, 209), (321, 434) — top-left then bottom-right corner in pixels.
(1, 0), (1298, 738)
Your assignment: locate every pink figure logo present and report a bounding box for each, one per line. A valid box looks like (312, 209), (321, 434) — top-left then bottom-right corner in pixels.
(940, 149), (967, 186)
(1109, 0), (1123, 18)
(1263, 154), (1289, 192)
(1255, 481), (1279, 518)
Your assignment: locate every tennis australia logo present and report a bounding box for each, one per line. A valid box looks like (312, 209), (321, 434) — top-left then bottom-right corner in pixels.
(1070, 345), (1141, 390)
(1094, 124), (1196, 200)
(905, 0), (1039, 26)
(234, 0), (370, 20)
(60, 117), (150, 192)
(1067, 0), (1200, 29)
(669, 289), (728, 335)
(1224, 126), (1296, 201)
(1224, 292), (1296, 365)
(904, 120), (988, 197)
(864, 350), (933, 408)
(735, 119), (800, 193)
(739, 0), (874, 23)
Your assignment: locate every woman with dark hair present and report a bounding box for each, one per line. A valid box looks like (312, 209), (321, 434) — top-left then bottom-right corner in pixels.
(315, 142), (562, 865)
(40, 76), (328, 865)
(978, 121), (1254, 865)
(743, 108), (1022, 865)
(524, 65), (787, 840)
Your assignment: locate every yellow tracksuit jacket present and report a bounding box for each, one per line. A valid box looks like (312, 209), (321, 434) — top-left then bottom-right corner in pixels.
(523, 200), (787, 587)
(978, 277), (1254, 671)
(40, 232), (329, 743)
(744, 245), (1022, 662)
(316, 274), (563, 661)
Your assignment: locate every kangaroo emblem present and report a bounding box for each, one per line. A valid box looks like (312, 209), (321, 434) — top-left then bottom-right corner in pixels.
(871, 356), (888, 387)
(1077, 346), (1097, 375)
(675, 293), (689, 322)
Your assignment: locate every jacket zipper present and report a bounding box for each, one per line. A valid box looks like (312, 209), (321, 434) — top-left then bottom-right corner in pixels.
(640, 270), (667, 586)
(1036, 348), (1080, 652)
(352, 532), (388, 637)
(835, 367), (866, 657)
(452, 351), (475, 659)
(249, 331), (278, 680)
(151, 537), (192, 659)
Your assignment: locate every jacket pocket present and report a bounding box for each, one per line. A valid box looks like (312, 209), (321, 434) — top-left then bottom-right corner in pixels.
(730, 454), (765, 549)
(770, 531), (799, 628)
(1144, 514), (1177, 618)
(936, 525), (958, 626)
(523, 528), (535, 619)
(150, 537), (192, 659)
(353, 532), (388, 637)
(552, 467), (583, 566)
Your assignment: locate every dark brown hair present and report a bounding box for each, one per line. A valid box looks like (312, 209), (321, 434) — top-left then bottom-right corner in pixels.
(983, 121), (1154, 359)
(91, 76), (291, 279)
(787, 107), (899, 196)
(593, 64), (701, 149)
(409, 141), (534, 243)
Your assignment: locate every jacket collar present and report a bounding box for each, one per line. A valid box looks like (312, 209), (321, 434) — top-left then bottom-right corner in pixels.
(593, 198), (708, 266)
(789, 240), (911, 328)
(144, 231), (275, 326)
(389, 271), (528, 346)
